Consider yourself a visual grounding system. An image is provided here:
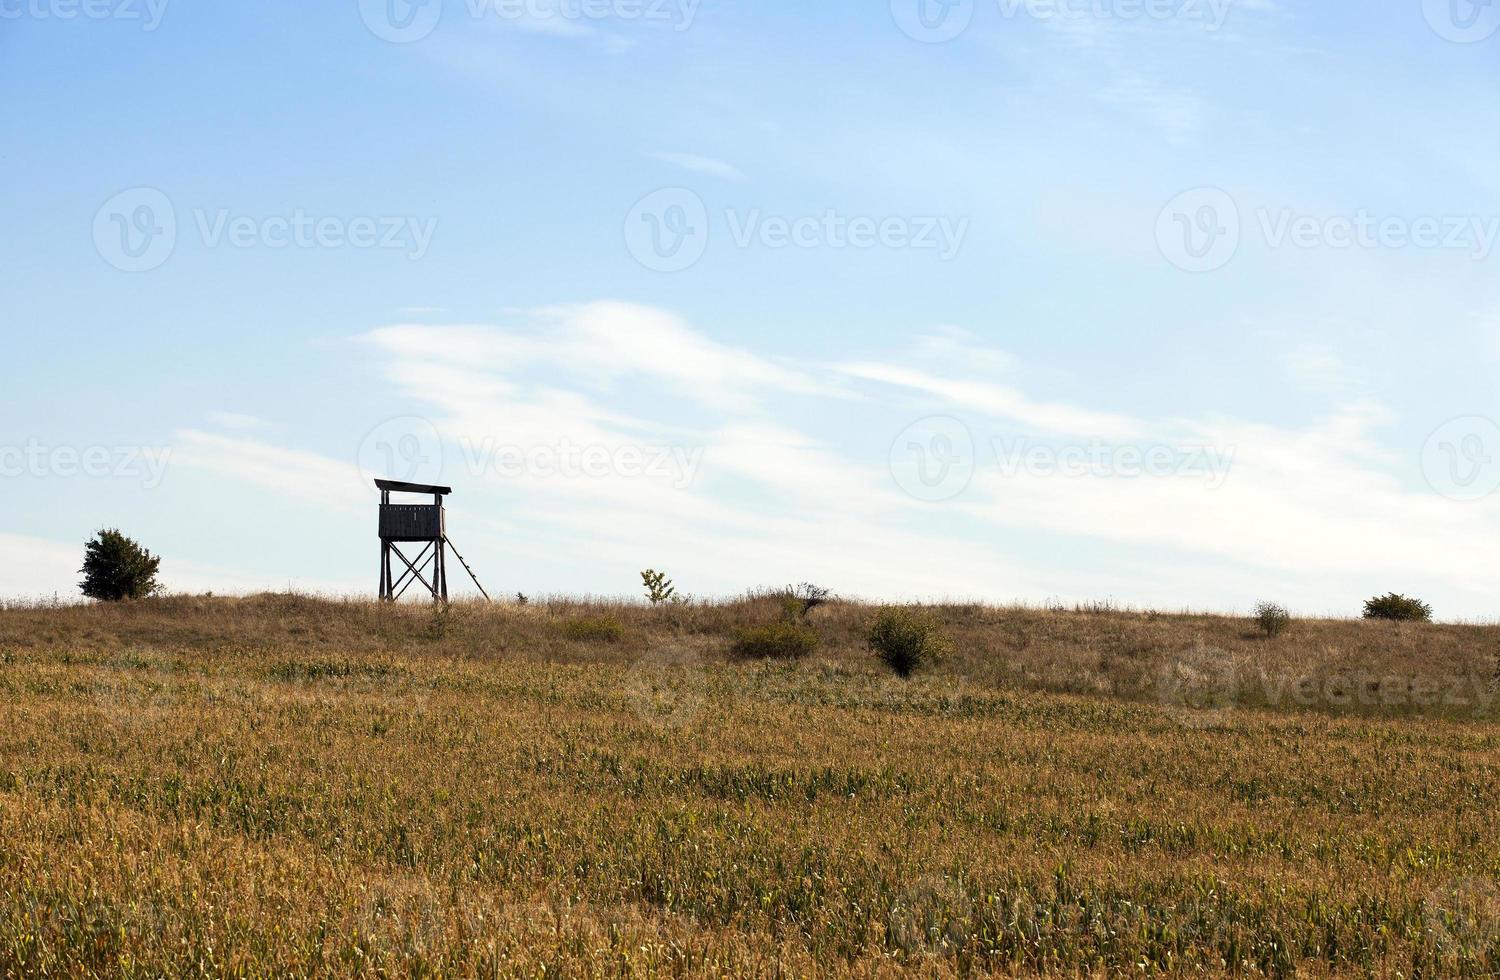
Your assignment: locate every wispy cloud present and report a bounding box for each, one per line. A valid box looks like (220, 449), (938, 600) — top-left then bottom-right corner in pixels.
(1096, 75), (1204, 145)
(366, 301), (842, 413)
(207, 411), (270, 431)
(352, 302), (1500, 608)
(835, 361), (1142, 439)
(1282, 341), (1361, 395)
(170, 430), (365, 512)
(647, 151), (746, 181)
(62, 302), (1496, 611)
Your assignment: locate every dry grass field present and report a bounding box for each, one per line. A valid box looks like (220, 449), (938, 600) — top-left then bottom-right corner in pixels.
(1, 593), (1498, 977)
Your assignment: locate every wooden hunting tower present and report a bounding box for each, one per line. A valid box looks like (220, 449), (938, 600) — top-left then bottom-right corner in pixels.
(376, 479), (489, 603)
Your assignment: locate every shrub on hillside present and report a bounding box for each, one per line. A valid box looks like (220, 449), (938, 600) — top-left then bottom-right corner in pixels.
(562, 615), (625, 643)
(79, 529), (161, 602)
(1253, 601), (1291, 638)
(426, 601), (456, 641)
(1363, 593), (1433, 623)
(640, 570), (677, 606)
(780, 583), (832, 619)
(868, 607), (949, 678)
(732, 621), (819, 660)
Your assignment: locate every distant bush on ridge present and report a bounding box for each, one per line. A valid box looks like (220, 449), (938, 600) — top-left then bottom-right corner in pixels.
(1254, 601), (1291, 638)
(1363, 593), (1433, 623)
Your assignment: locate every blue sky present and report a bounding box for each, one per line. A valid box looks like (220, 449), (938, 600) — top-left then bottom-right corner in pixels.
(3, 0), (1499, 617)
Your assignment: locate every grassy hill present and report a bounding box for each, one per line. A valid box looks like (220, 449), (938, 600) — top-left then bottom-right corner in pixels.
(1, 594), (1497, 976)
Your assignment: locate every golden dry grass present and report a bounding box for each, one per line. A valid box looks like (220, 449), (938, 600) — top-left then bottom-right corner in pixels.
(0, 593), (1497, 977)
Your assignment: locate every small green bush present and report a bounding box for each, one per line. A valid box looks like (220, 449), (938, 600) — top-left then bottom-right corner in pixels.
(1253, 601), (1291, 638)
(868, 607), (949, 678)
(562, 615), (625, 643)
(732, 621), (819, 660)
(641, 570), (677, 606)
(1363, 593), (1433, 623)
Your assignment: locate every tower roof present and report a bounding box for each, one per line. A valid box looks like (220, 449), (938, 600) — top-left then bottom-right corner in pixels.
(374, 479), (453, 496)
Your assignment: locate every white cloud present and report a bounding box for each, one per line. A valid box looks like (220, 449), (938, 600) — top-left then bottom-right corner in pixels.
(1471, 305), (1500, 366)
(169, 430), (366, 513)
(0, 534), (82, 601)
(367, 301), (844, 413)
(647, 151), (746, 181)
(355, 302), (1500, 612)
(1282, 341), (1360, 395)
(1096, 76), (1204, 145)
(909, 326), (1017, 375)
(836, 361), (1142, 439)
(25, 302), (1490, 614)
(962, 406), (1496, 588)
(207, 411), (270, 431)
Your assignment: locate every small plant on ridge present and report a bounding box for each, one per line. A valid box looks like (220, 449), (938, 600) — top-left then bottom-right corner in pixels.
(1253, 601), (1291, 638)
(641, 569), (677, 607)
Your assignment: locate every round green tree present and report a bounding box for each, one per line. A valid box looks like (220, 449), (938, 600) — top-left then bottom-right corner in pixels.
(80, 529), (162, 602)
